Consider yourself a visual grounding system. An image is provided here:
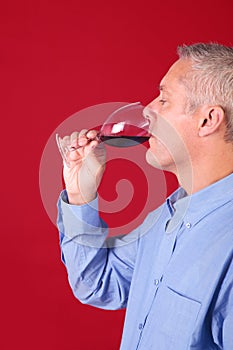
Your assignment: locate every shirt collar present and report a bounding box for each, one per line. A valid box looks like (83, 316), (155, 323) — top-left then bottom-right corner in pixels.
(165, 187), (188, 232)
(166, 173), (233, 231)
(167, 187), (187, 212)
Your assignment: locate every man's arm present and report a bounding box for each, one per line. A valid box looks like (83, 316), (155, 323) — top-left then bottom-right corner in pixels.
(57, 190), (138, 310)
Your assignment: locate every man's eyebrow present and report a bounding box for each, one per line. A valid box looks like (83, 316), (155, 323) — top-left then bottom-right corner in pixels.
(158, 84), (170, 93)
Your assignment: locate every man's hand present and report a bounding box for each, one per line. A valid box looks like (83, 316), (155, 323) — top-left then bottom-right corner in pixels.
(61, 130), (106, 205)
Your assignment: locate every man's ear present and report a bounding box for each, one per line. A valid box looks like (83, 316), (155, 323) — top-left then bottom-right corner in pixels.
(198, 106), (225, 137)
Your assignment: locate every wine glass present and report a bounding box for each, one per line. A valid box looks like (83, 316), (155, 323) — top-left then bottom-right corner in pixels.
(56, 102), (151, 167)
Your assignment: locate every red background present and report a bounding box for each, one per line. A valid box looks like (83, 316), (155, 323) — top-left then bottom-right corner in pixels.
(1, 0), (232, 349)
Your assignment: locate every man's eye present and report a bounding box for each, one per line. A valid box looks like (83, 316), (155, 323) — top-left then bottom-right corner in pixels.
(159, 99), (166, 105)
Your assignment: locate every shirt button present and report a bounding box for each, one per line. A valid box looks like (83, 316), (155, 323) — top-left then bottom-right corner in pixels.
(154, 279), (159, 286)
(186, 222), (191, 228)
(138, 323), (144, 330)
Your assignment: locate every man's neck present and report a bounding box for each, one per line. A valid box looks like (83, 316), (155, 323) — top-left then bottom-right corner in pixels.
(177, 143), (233, 195)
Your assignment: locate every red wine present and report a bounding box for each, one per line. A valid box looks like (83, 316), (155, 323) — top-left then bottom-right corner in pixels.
(100, 135), (150, 148)
(99, 122), (150, 147)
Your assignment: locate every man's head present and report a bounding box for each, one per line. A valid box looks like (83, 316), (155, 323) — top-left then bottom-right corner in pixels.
(145, 43), (233, 178)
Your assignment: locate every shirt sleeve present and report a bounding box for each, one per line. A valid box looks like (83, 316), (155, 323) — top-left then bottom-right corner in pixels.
(57, 190), (138, 310)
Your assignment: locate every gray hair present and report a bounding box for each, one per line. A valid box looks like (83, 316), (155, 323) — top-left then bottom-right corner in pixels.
(177, 43), (233, 142)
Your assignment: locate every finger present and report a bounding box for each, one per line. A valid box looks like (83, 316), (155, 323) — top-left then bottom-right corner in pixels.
(59, 135), (71, 154)
(77, 129), (88, 147)
(70, 130), (88, 149)
(80, 130), (99, 148)
(69, 132), (80, 150)
(86, 129), (99, 140)
(70, 131), (79, 144)
(66, 147), (83, 169)
(62, 135), (71, 147)
(84, 139), (99, 154)
(79, 129), (88, 137)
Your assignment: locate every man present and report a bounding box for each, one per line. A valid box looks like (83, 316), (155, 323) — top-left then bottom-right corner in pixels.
(57, 43), (233, 349)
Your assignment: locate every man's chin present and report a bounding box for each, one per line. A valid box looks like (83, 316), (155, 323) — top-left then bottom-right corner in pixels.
(146, 148), (176, 173)
(146, 149), (163, 169)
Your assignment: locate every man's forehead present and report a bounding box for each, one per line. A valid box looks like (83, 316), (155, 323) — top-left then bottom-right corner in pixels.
(159, 59), (191, 90)
(168, 58), (191, 78)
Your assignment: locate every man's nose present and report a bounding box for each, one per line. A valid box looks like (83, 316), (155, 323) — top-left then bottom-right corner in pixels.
(143, 100), (158, 123)
(146, 96), (159, 111)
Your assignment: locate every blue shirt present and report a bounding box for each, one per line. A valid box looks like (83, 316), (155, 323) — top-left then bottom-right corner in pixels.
(57, 173), (233, 349)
